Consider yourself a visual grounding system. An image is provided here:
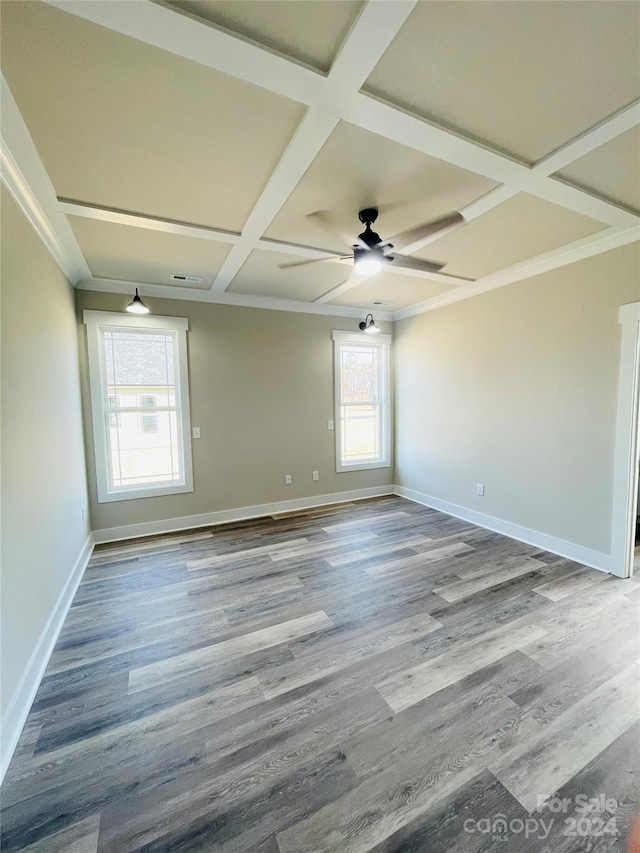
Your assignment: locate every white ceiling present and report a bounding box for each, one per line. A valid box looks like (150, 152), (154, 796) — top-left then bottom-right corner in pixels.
(1, 0), (638, 321)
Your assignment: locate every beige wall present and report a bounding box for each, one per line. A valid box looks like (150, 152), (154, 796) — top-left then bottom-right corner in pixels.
(395, 243), (640, 556)
(75, 290), (393, 534)
(1, 188), (90, 720)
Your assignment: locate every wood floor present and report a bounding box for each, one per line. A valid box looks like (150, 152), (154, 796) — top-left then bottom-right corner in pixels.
(2, 496), (639, 852)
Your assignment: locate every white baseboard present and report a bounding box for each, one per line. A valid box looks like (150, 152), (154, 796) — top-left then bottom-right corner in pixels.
(0, 534), (94, 784)
(394, 485), (613, 574)
(92, 485), (396, 543)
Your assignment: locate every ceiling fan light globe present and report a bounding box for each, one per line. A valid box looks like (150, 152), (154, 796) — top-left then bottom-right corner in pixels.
(354, 257), (382, 276)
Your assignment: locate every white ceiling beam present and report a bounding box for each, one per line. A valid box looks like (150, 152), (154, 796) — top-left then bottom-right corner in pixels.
(396, 188), (519, 257)
(313, 262), (473, 304)
(75, 276), (394, 321)
(239, 112), (338, 243)
(56, 198), (242, 245)
(211, 110), (338, 292)
(327, 1), (417, 89)
(29, 0), (640, 317)
(533, 99), (640, 176)
(314, 274), (365, 304)
(55, 198), (349, 260)
(393, 225), (640, 320)
(47, 0), (329, 106)
(1, 75), (92, 283)
(212, 1), (421, 293)
(46, 0), (639, 230)
(343, 94), (637, 228)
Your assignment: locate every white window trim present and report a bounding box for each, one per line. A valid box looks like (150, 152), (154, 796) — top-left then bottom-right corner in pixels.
(84, 310), (193, 503)
(332, 330), (392, 473)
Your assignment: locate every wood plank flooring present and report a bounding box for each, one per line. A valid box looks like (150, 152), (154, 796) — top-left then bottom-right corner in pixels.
(2, 496), (639, 852)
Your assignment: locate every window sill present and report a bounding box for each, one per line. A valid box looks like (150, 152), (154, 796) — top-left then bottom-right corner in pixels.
(97, 482), (193, 503)
(336, 460), (391, 473)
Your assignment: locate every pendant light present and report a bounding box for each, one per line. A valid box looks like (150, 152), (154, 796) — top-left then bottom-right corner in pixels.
(126, 288), (150, 314)
(359, 314), (380, 334)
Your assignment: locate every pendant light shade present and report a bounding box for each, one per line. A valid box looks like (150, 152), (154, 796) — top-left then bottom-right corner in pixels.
(359, 314), (380, 334)
(126, 288), (150, 314)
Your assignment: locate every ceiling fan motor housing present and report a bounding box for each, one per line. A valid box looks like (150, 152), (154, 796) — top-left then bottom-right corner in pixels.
(358, 207), (379, 226)
(357, 208), (382, 247)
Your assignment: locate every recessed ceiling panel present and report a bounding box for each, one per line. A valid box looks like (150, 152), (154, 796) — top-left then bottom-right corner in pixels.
(228, 250), (350, 302)
(265, 121), (498, 252)
(68, 217), (231, 288)
(417, 194), (607, 279)
(0, 2), (305, 232)
(166, 1), (364, 72)
(328, 271), (456, 310)
(364, 2), (640, 164)
(554, 127), (640, 214)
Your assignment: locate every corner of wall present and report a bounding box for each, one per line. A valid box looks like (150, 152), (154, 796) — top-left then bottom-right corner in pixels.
(0, 534), (94, 783)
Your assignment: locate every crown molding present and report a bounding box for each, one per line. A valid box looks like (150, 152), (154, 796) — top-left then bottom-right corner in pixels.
(0, 74), (92, 284)
(0, 138), (72, 278)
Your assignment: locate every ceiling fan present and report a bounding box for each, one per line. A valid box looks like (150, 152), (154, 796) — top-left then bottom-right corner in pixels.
(278, 208), (465, 277)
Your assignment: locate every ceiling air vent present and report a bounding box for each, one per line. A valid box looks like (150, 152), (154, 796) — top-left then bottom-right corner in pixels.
(372, 301), (392, 306)
(170, 274), (203, 284)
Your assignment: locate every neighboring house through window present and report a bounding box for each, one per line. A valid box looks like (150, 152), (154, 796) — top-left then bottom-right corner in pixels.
(138, 395), (159, 434)
(84, 311), (193, 502)
(108, 395), (121, 428)
(332, 331), (391, 472)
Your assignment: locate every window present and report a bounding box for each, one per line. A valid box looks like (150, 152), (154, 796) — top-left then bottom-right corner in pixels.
(332, 331), (391, 472)
(108, 395), (121, 428)
(138, 395), (158, 434)
(84, 311), (193, 502)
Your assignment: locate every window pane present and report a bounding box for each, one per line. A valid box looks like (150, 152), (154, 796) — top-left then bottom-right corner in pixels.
(104, 331), (176, 408)
(108, 395), (120, 428)
(341, 405), (380, 462)
(108, 410), (181, 488)
(340, 345), (379, 404)
(140, 414), (158, 434)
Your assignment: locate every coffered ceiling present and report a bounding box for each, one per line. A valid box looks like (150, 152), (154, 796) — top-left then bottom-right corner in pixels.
(1, 0), (638, 321)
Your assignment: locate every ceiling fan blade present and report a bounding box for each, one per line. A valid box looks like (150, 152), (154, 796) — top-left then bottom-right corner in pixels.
(306, 210), (356, 249)
(387, 212), (465, 252)
(278, 255), (351, 270)
(385, 254), (446, 273)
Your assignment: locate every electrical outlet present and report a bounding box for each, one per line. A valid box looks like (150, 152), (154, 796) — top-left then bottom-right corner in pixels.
(327, 419), (334, 431)
(476, 483), (485, 496)
(192, 427), (201, 439)
(285, 474), (292, 485)
(312, 471), (319, 481)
